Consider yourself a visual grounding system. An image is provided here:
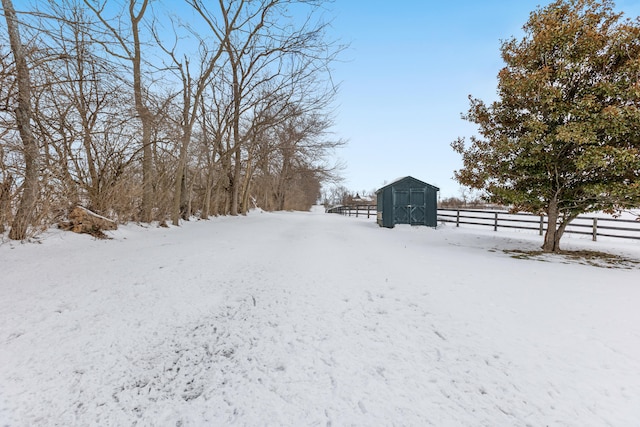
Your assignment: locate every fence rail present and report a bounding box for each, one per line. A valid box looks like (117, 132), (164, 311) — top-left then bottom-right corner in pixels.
(326, 204), (377, 218)
(326, 205), (640, 241)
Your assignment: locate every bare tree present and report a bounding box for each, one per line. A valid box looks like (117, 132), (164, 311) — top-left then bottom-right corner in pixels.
(154, 12), (232, 225)
(1, 0), (40, 239)
(253, 106), (342, 211)
(197, 79), (234, 218)
(83, 0), (156, 222)
(191, 0), (341, 215)
(36, 2), (129, 212)
(0, 0), (343, 234)
(0, 49), (15, 232)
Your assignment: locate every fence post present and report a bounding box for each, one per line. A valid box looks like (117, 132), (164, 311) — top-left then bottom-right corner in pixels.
(592, 217), (597, 241)
(456, 210), (460, 227)
(539, 215), (544, 236)
(494, 212), (498, 231)
(355, 206), (359, 218)
(367, 205), (371, 218)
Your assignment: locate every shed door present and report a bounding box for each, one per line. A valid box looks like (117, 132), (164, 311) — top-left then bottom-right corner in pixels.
(410, 189), (426, 225)
(393, 190), (410, 224)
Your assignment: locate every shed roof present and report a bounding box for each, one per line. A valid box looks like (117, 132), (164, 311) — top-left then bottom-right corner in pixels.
(376, 176), (440, 193)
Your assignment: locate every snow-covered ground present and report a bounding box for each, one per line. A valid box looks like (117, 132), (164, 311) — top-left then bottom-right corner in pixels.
(1, 207), (640, 426)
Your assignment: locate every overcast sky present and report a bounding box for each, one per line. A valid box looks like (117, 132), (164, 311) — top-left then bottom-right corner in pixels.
(326, 0), (640, 198)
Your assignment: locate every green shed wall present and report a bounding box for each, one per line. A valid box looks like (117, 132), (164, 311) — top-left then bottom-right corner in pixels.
(376, 177), (439, 228)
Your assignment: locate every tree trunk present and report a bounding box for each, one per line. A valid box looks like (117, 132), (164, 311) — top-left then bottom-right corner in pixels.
(0, 175), (13, 233)
(200, 144), (217, 220)
(180, 169), (189, 219)
(240, 166), (253, 214)
(171, 63), (193, 225)
(2, 0), (40, 240)
(230, 146), (241, 215)
(140, 114), (154, 222)
(201, 163), (216, 219)
(130, 0), (154, 223)
(542, 196), (564, 253)
(172, 131), (189, 225)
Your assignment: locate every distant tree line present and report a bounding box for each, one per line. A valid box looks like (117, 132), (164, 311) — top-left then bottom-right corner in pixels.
(0, 0), (344, 239)
(438, 197), (485, 209)
(321, 185), (377, 208)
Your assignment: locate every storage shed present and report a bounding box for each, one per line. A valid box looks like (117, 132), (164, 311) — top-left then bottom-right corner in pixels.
(376, 176), (439, 228)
